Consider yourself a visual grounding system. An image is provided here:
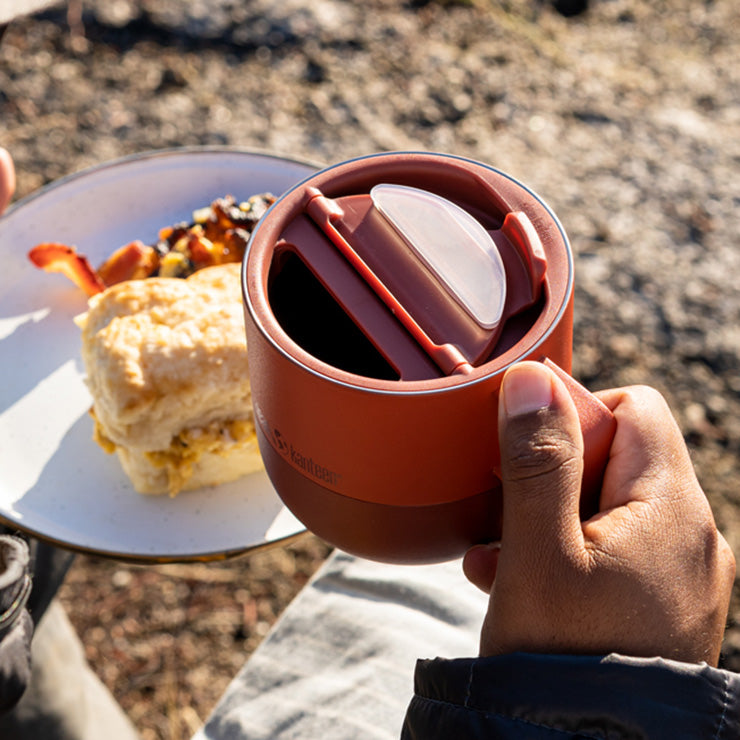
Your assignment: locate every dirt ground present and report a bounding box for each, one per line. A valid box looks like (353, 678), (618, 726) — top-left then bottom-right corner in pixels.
(2, 1), (740, 738)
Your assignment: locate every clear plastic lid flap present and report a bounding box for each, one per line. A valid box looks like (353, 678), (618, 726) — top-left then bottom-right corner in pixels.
(371, 183), (506, 330)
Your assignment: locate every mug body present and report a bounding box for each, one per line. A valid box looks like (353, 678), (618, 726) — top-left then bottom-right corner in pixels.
(243, 152), (574, 562)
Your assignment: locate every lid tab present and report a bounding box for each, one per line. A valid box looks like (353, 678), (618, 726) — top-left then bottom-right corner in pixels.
(370, 184), (507, 332)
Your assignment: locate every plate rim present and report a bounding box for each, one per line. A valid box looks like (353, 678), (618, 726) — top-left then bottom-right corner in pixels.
(0, 511), (310, 564)
(2, 145), (324, 220)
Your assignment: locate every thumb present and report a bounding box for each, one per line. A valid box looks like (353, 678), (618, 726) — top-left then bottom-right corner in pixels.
(0, 148), (15, 215)
(497, 362), (585, 560)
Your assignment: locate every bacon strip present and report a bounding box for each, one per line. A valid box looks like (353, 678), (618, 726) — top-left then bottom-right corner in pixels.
(97, 240), (159, 286)
(28, 243), (106, 296)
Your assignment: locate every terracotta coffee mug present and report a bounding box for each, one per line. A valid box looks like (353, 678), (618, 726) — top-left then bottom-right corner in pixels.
(242, 151), (614, 563)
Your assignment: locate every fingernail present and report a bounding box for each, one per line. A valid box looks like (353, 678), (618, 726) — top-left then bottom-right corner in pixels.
(502, 363), (553, 417)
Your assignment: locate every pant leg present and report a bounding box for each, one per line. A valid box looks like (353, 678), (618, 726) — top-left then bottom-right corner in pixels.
(0, 599), (140, 740)
(0, 529), (139, 739)
(193, 551), (488, 740)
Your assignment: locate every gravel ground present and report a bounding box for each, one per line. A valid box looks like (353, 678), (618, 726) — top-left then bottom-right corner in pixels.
(2, 1), (740, 738)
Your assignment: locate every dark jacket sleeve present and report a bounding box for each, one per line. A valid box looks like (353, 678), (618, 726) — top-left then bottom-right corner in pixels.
(402, 652), (740, 739)
(0, 535), (33, 713)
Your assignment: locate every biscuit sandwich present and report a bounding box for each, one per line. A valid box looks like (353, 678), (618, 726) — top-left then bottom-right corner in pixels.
(75, 262), (263, 495)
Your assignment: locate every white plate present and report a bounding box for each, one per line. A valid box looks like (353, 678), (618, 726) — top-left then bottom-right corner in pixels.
(0, 147), (318, 562)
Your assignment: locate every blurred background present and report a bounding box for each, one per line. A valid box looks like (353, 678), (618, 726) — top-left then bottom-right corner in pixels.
(2, 1), (740, 738)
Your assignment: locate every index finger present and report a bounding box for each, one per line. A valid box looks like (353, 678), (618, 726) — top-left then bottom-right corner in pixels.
(594, 385), (701, 511)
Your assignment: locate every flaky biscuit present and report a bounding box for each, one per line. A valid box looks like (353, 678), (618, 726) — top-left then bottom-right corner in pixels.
(76, 263), (263, 495)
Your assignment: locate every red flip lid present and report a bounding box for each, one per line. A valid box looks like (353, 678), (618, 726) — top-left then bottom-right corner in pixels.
(268, 179), (548, 379)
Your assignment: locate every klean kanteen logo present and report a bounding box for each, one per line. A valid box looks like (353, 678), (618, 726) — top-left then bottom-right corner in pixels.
(271, 427), (289, 456)
(254, 402), (343, 488)
(287, 444), (343, 487)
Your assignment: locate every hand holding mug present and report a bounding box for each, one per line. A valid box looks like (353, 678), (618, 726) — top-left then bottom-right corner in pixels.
(464, 361), (736, 666)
